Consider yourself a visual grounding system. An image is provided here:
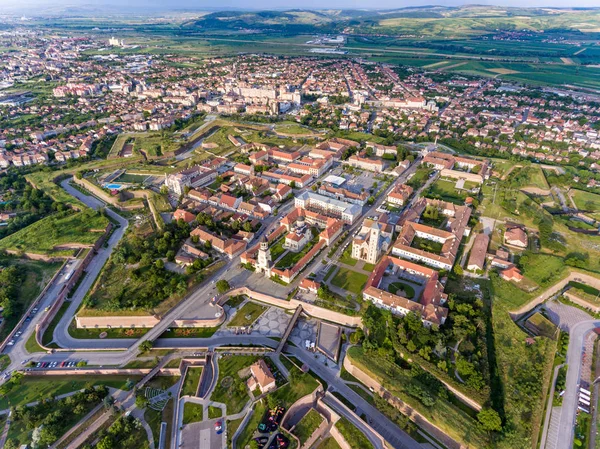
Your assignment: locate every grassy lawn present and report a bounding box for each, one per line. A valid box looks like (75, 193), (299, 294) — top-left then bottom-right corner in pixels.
(227, 417), (244, 449)
(42, 301), (70, 345)
(25, 331), (45, 353)
(225, 295), (246, 308)
(0, 210), (109, 255)
(347, 346), (489, 448)
(488, 275), (557, 448)
(407, 167), (433, 189)
(339, 245), (358, 266)
(362, 263), (376, 272)
(569, 281), (600, 307)
(335, 417), (375, 449)
(159, 327), (219, 338)
(425, 178), (467, 204)
(227, 302), (267, 327)
(208, 406), (223, 419)
(572, 189), (600, 212)
(275, 236), (319, 269)
(0, 375), (140, 409)
(518, 252), (567, 288)
(324, 265), (337, 282)
(388, 282), (416, 299)
(266, 367), (319, 409)
(317, 437), (342, 449)
(181, 367), (203, 396)
(292, 409), (324, 446)
(237, 399), (266, 449)
(210, 355), (258, 414)
(182, 402), (204, 424)
(330, 267), (369, 295)
(270, 238), (287, 260)
(410, 235), (443, 254)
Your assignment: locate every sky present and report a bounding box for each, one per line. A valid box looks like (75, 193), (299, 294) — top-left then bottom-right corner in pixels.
(2, 0), (600, 12)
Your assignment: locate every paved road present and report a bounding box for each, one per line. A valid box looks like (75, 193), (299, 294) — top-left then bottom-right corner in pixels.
(52, 179), (130, 350)
(555, 319), (600, 449)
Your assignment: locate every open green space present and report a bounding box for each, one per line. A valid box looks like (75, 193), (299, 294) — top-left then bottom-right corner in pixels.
(489, 274), (558, 449)
(362, 263), (376, 272)
(347, 346), (489, 448)
(410, 235), (443, 254)
(182, 402), (204, 424)
(425, 179), (468, 204)
(237, 399), (267, 449)
(317, 437), (343, 449)
(42, 301), (70, 345)
(330, 267), (368, 295)
(335, 417), (375, 449)
(525, 312), (559, 339)
(266, 366), (319, 409)
(181, 367), (203, 396)
(210, 355), (258, 414)
(293, 408), (324, 446)
(208, 405), (223, 419)
(270, 237), (287, 260)
(572, 189), (600, 212)
(568, 281), (600, 307)
(275, 231), (320, 269)
(227, 301), (267, 327)
(0, 209), (109, 256)
(407, 168), (433, 189)
(388, 282), (416, 299)
(339, 245), (358, 266)
(0, 375), (140, 410)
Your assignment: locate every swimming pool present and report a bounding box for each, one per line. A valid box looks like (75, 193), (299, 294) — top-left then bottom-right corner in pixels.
(104, 183), (123, 190)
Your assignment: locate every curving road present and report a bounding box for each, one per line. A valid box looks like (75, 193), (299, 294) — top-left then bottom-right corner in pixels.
(554, 319), (600, 449)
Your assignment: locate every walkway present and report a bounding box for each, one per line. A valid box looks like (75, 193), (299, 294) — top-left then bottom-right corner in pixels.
(276, 305), (303, 354)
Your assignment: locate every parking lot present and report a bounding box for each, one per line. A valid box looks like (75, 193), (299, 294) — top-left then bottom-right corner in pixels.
(180, 418), (224, 449)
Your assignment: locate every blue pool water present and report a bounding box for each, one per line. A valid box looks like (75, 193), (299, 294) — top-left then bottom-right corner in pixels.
(104, 183), (123, 190)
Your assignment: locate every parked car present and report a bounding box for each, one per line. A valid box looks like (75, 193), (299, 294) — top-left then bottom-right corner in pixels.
(214, 421), (223, 434)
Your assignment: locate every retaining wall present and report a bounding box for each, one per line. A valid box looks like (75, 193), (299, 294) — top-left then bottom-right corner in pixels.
(226, 288), (361, 328)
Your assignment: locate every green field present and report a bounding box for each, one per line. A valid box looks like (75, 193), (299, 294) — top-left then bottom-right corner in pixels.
(227, 302), (267, 327)
(347, 346), (489, 448)
(181, 367), (203, 396)
(335, 417), (375, 449)
(388, 282), (416, 299)
(182, 402), (204, 424)
(210, 355), (258, 414)
(0, 210), (109, 255)
(317, 437), (342, 449)
(339, 245), (358, 266)
(0, 375), (140, 410)
(571, 189), (600, 212)
(292, 409), (324, 446)
(330, 267), (368, 295)
(237, 400), (267, 449)
(425, 178), (468, 204)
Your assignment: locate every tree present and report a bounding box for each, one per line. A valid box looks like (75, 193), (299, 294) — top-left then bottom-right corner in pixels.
(216, 279), (231, 294)
(76, 360), (87, 368)
(139, 340), (152, 354)
(155, 259), (165, 269)
(135, 394), (149, 409)
(477, 408), (502, 432)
